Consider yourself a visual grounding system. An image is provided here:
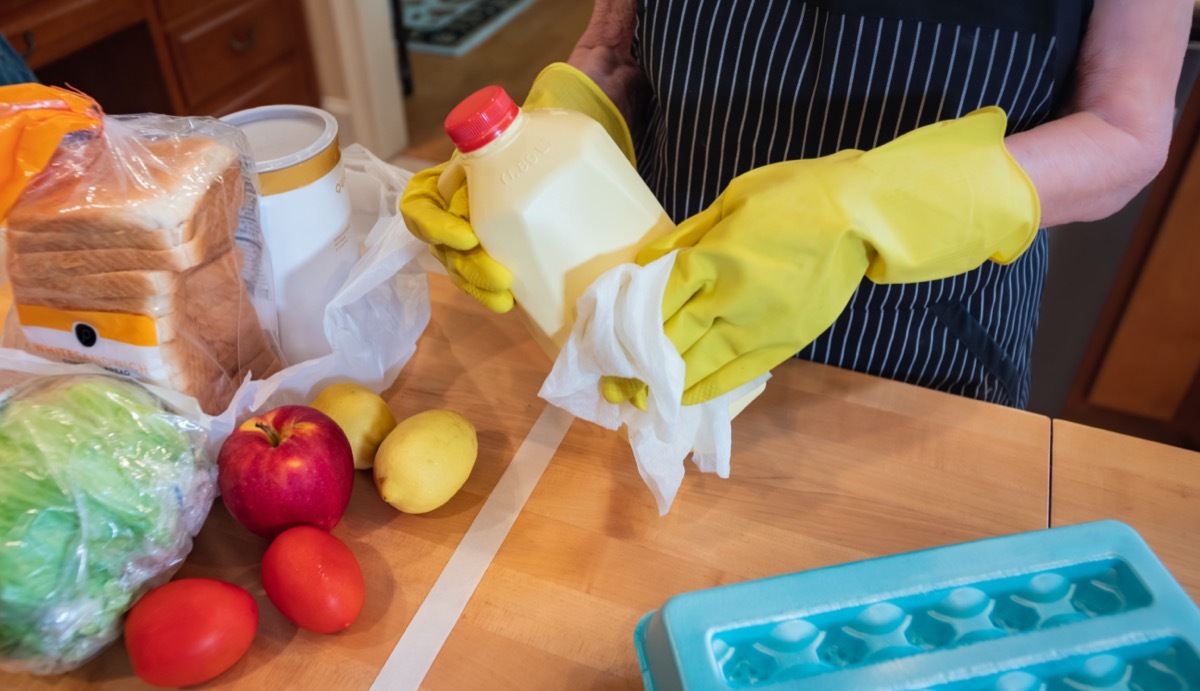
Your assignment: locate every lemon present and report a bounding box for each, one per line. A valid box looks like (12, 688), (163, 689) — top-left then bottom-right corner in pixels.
(310, 382), (397, 470)
(374, 409), (477, 514)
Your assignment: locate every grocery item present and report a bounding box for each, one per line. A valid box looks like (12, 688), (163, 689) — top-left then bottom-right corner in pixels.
(400, 62), (636, 315)
(374, 409), (477, 514)
(0, 374), (212, 674)
(4, 116), (282, 415)
(309, 381), (397, 470)
(222, 105), (355, 365)
(443, 85), (674, 358)
(123, 578), (257, 688)
(217, 405), (354, 538)
(634, 521), (1200, 690)
(6, 136), (238, 252)
(261, 526), (364, 634)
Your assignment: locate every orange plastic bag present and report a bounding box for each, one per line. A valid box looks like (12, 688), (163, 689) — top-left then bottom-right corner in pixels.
(0, 84), (102, 223)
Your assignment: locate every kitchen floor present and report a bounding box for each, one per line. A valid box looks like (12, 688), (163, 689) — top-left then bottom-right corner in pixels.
(391, 0), (592, 172)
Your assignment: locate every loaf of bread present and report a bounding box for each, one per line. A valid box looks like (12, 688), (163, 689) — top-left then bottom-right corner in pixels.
(5, 133), (282, 414)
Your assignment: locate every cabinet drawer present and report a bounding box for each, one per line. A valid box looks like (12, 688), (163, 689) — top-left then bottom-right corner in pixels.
(171, 0), (300, 107)
(0, 0), (144, 70)
(197, 58), (316, 117)
(156, 0), (232, 26)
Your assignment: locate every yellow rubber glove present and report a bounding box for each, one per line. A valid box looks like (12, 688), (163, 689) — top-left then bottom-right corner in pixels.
(602, 106), (1039, 407)
(400, 63), (636, 312)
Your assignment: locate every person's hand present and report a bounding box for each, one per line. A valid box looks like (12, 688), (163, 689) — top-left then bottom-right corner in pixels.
(399, 62), (636, 312)
(400, 157), (517, 311)
(602, 106), (1040, 407)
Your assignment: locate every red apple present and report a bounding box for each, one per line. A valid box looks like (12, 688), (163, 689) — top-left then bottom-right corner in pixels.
(217, 405), (354, 538)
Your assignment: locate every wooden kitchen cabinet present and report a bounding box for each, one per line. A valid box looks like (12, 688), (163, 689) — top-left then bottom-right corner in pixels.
(0, 0), (319, 118)
(1064, 73), (1200, 450)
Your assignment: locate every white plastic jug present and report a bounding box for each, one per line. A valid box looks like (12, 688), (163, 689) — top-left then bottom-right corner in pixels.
(440, 86), (674, 359)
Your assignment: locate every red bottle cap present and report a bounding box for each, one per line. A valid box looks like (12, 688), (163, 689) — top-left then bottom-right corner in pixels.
(444, 86), (520, 153)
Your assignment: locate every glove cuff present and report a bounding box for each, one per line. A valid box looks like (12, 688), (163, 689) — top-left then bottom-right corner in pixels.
(857, 106), (1042, 283)
(991, 114), (1042, 264)
(525, 62), (637, 166)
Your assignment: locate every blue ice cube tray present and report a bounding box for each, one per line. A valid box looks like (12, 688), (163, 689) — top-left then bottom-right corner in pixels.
(634, 521), (1200, 690)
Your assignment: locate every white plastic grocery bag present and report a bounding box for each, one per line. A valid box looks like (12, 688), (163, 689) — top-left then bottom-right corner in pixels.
(207, 144), (431, 451)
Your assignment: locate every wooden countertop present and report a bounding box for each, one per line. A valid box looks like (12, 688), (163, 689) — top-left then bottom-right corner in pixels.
(0, 273), (1110, 690)
(1051, 419), (1200, 602)
(421, 301), (1052, 688)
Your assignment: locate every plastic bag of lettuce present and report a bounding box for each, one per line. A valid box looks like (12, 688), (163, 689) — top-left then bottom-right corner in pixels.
(0, 371), (213, 675)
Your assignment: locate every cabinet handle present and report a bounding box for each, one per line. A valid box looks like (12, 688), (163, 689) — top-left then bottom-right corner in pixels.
(19, 30), (34, 60)
(229, 27), (256, 53)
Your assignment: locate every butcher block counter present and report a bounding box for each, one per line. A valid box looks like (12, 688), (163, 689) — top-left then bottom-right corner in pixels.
(2, 273), (1197, 689)
(1051, 420), (1200, 603)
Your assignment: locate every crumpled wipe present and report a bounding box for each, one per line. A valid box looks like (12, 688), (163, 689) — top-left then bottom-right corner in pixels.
(539, 251), (769, 514)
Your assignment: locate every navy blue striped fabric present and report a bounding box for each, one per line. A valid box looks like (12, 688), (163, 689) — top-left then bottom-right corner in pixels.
(631, 0), (1086, 408)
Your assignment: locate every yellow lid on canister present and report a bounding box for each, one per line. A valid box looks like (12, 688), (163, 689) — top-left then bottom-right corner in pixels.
(220, 105), (341, 196)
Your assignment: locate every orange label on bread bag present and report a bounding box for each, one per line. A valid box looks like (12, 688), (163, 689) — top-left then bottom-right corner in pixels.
(16, 304), (159, 346)
(15, 303), (170, 383)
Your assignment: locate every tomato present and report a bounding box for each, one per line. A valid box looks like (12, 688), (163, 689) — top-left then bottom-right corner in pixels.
(124, 578), (258, 687)
(261, 526), (364, 633)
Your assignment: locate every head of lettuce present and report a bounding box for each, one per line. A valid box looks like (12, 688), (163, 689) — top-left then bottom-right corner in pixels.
(0, 374), (213, 674)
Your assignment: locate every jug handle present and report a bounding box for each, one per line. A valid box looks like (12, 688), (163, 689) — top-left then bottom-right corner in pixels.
(435, 157), (466, 204)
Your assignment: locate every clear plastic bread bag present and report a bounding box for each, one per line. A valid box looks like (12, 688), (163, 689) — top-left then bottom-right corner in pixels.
(1, 111), (432, 445)
(0, 358), (213, 675)
(2, 113), (284, 416)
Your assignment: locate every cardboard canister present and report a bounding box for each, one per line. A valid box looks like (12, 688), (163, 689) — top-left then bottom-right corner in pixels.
(221, 105), (355, 365)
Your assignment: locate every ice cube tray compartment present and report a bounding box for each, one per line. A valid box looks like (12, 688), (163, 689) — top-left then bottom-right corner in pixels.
(634, 521), (1200, 691)
(953, 637), (1200, 690)
(709, 558), (1152, 685)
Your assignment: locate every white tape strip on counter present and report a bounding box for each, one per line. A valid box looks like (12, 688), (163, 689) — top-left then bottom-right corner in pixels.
(370, 404), (575, 691)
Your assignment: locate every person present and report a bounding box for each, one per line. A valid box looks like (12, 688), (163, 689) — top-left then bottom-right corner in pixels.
(0, 35), (36, 86)
(401, 0), (1192, 410)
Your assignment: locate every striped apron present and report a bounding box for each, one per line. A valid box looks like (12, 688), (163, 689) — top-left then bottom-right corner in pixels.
(631, 0), (1091, 408)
